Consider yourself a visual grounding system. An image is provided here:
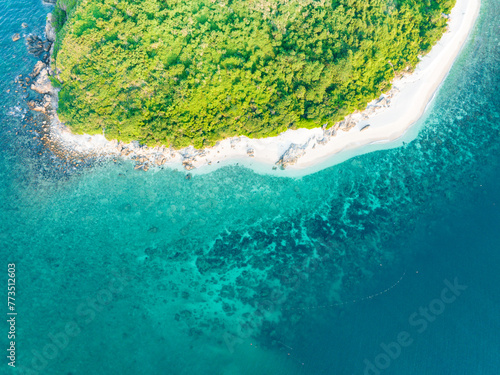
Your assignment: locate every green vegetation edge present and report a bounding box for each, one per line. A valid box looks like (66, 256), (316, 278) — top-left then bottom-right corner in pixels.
(51, 0), (456, 149)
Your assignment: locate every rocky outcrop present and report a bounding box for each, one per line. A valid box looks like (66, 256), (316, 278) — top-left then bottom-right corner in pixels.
(45, 13), (56, 42)
(183, 161), (195, 171)
(27, 95), (52, 113)
(23, 15), (402, 173)
(26, 35), (51, 63)
(276, 142), (309, 169)
(30, 68), (52, 94)
(334, 114), (358, 132)
(272, 85), (405, 168)
(30, 61), (46, 78)
(24, 8), (208, 172)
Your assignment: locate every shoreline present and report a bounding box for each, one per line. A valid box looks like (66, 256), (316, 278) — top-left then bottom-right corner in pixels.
(31, 0), (480, 177)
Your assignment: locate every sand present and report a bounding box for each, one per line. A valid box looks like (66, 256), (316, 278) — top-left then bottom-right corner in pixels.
(48, 0), (481, 177)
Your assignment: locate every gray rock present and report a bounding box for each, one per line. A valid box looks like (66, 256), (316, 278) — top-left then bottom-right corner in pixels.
(26, 35), (44, 56)
(27, 95), (51, 113)
(30, 61), (47, 78)
(45, 13), (56, 42)
(376, 96), (389, 107)
(183, 162), (195, 171)
(276, 143), (308, 168)
(316, 137), (328, 145)
(30, 68), (52, 94)
(155, 158), (166, 166)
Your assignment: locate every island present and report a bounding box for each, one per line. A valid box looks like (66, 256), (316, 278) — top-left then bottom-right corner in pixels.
(27, 0), (480, 173)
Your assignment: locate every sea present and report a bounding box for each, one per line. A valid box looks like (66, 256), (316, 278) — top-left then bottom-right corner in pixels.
(0, 0), (499, 374)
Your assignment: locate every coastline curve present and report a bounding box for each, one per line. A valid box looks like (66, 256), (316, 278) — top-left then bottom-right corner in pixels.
(41, 0), (481, 177)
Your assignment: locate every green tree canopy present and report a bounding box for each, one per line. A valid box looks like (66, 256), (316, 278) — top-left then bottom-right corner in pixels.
(53, 0), (455, 148)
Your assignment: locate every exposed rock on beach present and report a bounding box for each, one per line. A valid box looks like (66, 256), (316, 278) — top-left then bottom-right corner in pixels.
(24, 0), (481, 174)
(30, 67), (52, 94)
(45, 13), (56, 42)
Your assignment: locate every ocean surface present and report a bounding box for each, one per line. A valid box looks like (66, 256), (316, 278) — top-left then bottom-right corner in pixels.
(1, 1), (499, 374)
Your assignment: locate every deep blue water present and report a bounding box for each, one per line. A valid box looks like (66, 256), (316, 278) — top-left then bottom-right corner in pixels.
(1, 1), (499, 374)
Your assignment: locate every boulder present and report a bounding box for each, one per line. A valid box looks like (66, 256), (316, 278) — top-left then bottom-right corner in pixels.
(30, 68), (52, 95)
(12, 34), (21, 42)
(30, 61), (46, 78)
(27, 98), (48, 113)
(276, 143), (308, 168)
(183, 162), (195, 171)
(26, 35), (44, 56)
(316, 137), (329, 145)
(134, 163), (149, 171)
(45, 13), (56, 42)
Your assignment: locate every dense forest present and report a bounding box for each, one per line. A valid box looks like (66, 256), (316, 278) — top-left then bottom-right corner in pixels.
(52, 0), (456, 148)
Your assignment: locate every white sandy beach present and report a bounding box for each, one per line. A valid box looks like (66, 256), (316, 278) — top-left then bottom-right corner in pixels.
(46, 0), (480, 176)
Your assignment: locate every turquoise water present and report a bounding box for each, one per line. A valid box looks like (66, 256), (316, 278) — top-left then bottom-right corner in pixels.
(1, 1), (499, 374)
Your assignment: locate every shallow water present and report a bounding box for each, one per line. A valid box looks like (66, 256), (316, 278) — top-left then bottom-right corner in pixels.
(1, 0), (499, 374)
